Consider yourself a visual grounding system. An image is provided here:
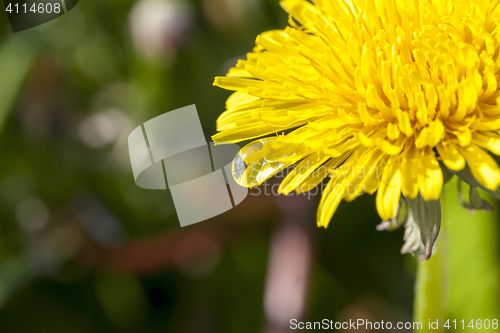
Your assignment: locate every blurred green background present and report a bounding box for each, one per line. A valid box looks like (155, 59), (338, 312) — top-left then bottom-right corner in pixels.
(0, 0), (497, 332)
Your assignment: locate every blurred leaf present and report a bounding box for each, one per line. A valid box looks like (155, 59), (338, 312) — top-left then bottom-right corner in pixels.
(0, 35), (40, 132)
(0, 254), (33, 306)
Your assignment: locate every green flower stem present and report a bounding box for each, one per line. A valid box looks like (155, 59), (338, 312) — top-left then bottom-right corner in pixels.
(414, 177), (500, 330)
(414, 204), (449, 332)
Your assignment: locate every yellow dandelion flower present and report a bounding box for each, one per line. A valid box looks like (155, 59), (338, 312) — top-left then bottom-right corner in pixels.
(213, 0), (500, 257)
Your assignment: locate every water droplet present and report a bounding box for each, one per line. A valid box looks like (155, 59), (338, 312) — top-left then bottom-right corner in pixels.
(232, 138), (296, 187)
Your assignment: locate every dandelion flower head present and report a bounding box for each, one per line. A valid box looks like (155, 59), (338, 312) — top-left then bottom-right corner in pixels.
(213, 0), (500, 233)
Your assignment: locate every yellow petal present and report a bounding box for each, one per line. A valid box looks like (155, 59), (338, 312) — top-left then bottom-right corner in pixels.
(279, 152), (331, 195)
(401, 144), (419, 199)
(376, 161), (402, 221)
(436, 142), (465, 171)
(458, 144), (500, 191)
(317, 178), (347, 228)
(418, 147), (443, 201)
(472, 131), (500, 155)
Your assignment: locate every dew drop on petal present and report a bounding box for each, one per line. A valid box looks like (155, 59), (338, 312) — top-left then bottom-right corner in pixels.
(232, 138), (296, 187)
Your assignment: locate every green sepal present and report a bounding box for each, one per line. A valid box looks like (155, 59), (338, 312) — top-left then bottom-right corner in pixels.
(448, 163), (500, 200)
(405, 194), (441, 260)
(439, 161), (455, 185)
(469, 187), (493, 212)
